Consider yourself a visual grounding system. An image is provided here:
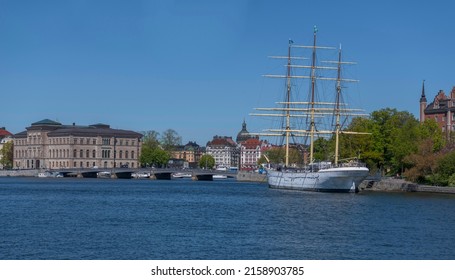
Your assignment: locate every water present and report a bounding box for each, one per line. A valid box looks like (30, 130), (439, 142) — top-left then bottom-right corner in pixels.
(0, 177), (454, 260)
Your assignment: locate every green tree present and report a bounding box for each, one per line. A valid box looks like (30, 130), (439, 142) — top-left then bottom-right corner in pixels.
(140, 141), (170, 168)
(418, 119), (445, 152)
(403, 139), (442, 184)
(141, 130), (160, 149)
(388, 111), (420, 174)
(339, 116), (379, 172)
(261, 146), (304, 166)
(151, 148), (170, 168)
(342, 108), (420, 176)
(402, 119), (447, 184)
(161, 129), (182, 151)
(0, 141), (13, 169)
(433, 150), (455, 186)
(199, 154), (215, 169)
(140, 145), (154, 167)
(313, 137), (332, 161)
(448, 174), (455, 187)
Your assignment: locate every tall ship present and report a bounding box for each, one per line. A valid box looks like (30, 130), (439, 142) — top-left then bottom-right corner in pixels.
(251, 27), (369, 193)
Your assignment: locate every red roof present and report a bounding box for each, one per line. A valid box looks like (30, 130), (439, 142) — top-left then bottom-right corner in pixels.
(0, 128), (12, 137)
(241, 138), (261, 149)
(208, 136), (236, 147)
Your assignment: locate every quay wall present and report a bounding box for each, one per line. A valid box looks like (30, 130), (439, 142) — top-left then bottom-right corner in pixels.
(359, 177), (455, 194)
(0, 170), (39, 177)
(237, 171), (267, 183)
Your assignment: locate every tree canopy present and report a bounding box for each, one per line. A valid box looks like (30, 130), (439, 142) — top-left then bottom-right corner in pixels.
(161, 129), (182, 151)
(199, 154), (215, 169)
(0, 141), (13, 169)
(140, 130), (170, 167)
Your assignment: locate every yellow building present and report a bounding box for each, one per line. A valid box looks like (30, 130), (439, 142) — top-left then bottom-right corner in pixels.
(170, 141), (203, 168)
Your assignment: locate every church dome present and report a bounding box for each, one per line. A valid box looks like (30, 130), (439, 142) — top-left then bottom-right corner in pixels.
(236, 120), (251, 143)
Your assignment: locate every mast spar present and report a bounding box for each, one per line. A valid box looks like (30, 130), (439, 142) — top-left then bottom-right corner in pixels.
(334, 45), (342, 165)
(309, 26), (318, 164)
(284, 39), (292, 167)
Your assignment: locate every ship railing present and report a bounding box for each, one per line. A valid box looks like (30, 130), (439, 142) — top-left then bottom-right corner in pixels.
(338, 161), (367, 168)
(274, 159), (366, 173)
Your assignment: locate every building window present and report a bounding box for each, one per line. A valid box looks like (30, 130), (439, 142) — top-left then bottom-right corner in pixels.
(119, 150), (123, 159)
(92, 150), (96, 158)
(125, 151), (129, 159)
(80, 150), (83, 158)
(73, 149), (77, 158)
(131, 151), (135, 159)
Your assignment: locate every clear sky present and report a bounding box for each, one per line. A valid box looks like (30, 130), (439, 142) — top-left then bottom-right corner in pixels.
(1, 0), (454, 145)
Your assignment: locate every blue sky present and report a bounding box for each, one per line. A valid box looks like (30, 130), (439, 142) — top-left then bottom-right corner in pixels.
(1, 0), (454, 145)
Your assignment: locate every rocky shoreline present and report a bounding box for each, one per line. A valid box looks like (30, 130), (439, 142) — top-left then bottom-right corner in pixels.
(359, 177), (455, 194)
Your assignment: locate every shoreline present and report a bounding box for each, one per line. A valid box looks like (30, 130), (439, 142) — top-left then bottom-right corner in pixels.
(238, 171), (455, 195)
(359, 177), (455, 194)
(2, 169), (455, 195)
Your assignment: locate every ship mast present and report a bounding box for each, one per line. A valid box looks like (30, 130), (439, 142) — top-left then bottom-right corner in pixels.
(249, 27), (368, 167)
(309, 26), (318, 163)
(284, 40), (292, 167)
(334, 45), (342, 165)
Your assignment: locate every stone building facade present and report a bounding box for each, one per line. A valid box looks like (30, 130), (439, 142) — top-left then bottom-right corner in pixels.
(239, 138), (264, 171)
(206, 136), (239, 169)
(419, 81), (455, 138)
(205, 121), (272, 170)
(13, 119), (142, 170)
(171, 141), (203, 168)
(235, 121), (271, 171)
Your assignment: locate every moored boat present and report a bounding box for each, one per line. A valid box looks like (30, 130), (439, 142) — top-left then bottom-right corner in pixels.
(250, 27), (370, 193)
(172, 172), (192, 179)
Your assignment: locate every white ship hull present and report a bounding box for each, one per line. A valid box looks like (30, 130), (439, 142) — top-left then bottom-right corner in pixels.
(267, 166), (369, 193)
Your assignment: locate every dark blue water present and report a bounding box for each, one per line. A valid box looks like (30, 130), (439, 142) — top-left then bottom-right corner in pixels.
(0, 177), (454, 260)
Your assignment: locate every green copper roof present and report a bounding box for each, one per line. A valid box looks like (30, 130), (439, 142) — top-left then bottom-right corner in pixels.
(31, 119), (62, 126)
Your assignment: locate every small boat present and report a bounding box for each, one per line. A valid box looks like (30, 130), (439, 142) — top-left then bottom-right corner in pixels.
(97, 171), (111, 178)
(37, 172), (50, 178)
(213, 174), (227, 179)
(172, 172), (192, 179)
(37, 171), (63, 178)
(132, 172), (150, 178)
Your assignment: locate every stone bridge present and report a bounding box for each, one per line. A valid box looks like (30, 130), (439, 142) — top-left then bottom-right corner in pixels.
(54, 168), (237, 180)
